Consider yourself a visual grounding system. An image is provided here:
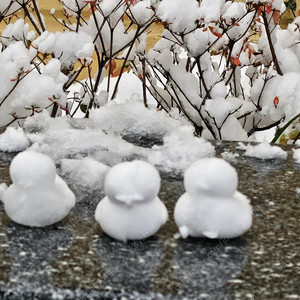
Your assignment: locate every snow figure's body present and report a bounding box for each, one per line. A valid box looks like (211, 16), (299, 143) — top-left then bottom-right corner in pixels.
(2, 151), (75, 227)
(95, 160), (168, 242)
(174, 158), (252, 239)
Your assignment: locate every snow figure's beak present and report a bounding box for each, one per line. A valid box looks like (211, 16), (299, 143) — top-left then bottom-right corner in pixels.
(116, 193), (144, 206)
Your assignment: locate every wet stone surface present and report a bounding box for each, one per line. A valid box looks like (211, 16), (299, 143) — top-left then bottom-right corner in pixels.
(0, 141), (299, 299)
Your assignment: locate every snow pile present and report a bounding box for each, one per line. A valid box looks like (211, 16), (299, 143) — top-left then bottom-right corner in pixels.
(23, 109), (74, 133)
(27, 127), (141, 165)
(293, 149), (300, 164)
(12, 100), (215, 173)
(239, 142), (287, 160)
(90, 100), (182, 136)
(60, 157), (110, 200)
(0, 127), (30, 152)
(148, 126), (215, 172)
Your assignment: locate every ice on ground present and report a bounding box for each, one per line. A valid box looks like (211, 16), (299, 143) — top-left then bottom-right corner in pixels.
(240, 142), (287, 160)
(293, 149), (300, 164)
(148, 126), (215, 172)
(60, 157), (110, 201)
(0, 127), (30, 152)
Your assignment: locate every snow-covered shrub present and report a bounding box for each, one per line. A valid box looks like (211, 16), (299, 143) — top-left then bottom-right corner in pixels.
(0, 0), (299, 143)
(133, 0), (300, 142)
(0, 0), (154, 126)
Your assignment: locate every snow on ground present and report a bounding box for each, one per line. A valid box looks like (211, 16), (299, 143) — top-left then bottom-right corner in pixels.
(60, 157), (110, 200)
(238, 142), (288, 160)
(89, 100), (183, 136)
(148, 126), (215, 172)
(293, 149), (300, 164)
(0, 127), (30, 152)
(7, 100), (214, 176)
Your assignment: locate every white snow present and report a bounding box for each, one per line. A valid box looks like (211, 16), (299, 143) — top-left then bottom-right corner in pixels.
(16, 99), (216, 174)
(174, 158), (252, 239)
(95, 160), (168, 241)
(242, 142), (288, 160)
(0, 127), (30, 152)
(293, 149), (300, 164)
(148, 126), (215, 172)
(156, 0), (200, 32)
(2, 151), (75, 227)
(33, 31), (94, 69)
(1, 19), (30, 46)
(130, 0), (154, 25)
(60, 157), (110, 200)
(90, 99), (180, 135)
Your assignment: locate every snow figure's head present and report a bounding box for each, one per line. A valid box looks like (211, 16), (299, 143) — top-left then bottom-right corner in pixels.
(10, 151), (56, 189)
(184, 158), (238, 198)
(105, 160), (161, 206)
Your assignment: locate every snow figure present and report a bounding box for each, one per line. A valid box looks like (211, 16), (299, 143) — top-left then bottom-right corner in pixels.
(2, 151), (75, 227)
(95, 160), (168, 241)
(174, 158), (252, 239)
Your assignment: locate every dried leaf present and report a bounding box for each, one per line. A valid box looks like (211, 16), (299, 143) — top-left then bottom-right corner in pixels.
(230, 56), (241, 66)
(272, 10), (280, 24)
(208, 26), (222, 38)
(273, 96), (279, 108)
(266, 4), (273, 14)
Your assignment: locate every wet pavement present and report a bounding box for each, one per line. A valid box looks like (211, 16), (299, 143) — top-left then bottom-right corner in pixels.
(0, 140), (299, 299)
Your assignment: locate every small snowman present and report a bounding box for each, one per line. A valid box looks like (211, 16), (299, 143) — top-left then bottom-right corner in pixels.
(2, 151), (75, 227)
(95, 160), (168, 241)
(174, 158), (252, 239)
